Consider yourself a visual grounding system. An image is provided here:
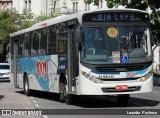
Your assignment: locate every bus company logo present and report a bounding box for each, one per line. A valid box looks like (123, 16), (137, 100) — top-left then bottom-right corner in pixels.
(36, 60), (46, 79)
(128, 72), (136, 77)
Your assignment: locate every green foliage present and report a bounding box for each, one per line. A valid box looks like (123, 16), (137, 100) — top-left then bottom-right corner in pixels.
(84, 0), (93, 4)
(35, 14), (51, 23)
(0, 9), (50, 44)
(0, 9), (20, 43)
(84, 0), (99, 6)
(0, 9), (51, 62)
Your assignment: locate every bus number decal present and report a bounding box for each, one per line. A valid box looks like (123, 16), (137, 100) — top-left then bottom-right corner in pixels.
(98, 75), (114, 79)
(36, 60), (46, 79)
(128, 72), (136, 77)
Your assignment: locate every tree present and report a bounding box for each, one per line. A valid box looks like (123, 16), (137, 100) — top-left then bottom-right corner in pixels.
(34, 14), (51, 23)
(84, 0), (99, 6)
(0, 9), (51, 62)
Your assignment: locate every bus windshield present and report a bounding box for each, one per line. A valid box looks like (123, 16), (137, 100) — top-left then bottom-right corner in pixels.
(80, 26), (151, 64)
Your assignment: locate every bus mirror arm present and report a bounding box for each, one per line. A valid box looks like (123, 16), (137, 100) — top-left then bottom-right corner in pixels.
(75, 28), (83, 51)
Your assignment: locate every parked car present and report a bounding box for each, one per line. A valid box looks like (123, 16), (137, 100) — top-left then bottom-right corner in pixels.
(0, 63), (10, 81)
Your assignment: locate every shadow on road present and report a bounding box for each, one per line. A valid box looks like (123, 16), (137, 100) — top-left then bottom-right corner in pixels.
(73, 95), (160, 108)
(0, 95), (4, 100)
(15, 90), (160, 108)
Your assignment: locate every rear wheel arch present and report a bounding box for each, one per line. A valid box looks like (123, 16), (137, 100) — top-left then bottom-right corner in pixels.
(23, 72), (30, 96)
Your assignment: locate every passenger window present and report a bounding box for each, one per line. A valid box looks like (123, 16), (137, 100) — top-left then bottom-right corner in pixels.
(31, 32), (39, 56)
(39, 29), (47, 55)
(48, 27), (56, 54)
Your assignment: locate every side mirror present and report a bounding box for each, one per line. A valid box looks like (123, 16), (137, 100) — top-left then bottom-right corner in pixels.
(151, 35), (155, 46)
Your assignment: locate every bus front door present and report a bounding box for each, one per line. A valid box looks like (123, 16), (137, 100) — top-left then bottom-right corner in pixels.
(68, 26), (78, 93)
(13, 40), (18, 88)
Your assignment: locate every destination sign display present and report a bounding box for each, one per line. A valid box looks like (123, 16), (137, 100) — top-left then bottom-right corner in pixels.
(82, 11), (149, 22)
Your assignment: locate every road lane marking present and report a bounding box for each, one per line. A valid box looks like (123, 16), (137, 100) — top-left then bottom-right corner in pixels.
(30, 96), (49, 118)
(33, 100), (37, 104)
(30, 97), (34, 100)
(35, 103), (40, 108)
(43, 115), (48, 118)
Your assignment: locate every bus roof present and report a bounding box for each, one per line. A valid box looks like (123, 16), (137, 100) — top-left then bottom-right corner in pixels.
(10, 8), (148, 37)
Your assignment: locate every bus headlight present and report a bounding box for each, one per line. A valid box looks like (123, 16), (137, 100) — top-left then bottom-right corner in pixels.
(141, 71), (153, 81)
(4, 72), (10, 75)
(81, 71), (102, 83)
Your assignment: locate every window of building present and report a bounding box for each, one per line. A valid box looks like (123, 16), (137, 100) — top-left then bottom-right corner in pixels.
(73, 2), (78, 12)
(28, 0), (31, 12)
(24, 0), (27, 11)
(85, 3), (90, 11)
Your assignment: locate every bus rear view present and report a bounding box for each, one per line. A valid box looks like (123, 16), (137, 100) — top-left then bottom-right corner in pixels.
(79, 9), (153, 104)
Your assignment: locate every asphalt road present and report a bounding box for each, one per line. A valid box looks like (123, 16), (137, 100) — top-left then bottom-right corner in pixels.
(0, 80), (160, 118)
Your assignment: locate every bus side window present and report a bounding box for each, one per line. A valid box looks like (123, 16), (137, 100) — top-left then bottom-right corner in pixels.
(48, 27), (56, 54)
(18, 35), (25, 57)
(24, 34), (31, 57)
(39, 29), (47, 55)
(31, 32), (39, 56)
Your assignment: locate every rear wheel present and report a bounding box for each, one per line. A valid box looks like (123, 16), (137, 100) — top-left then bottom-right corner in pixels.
(23, 74), (30, 96)
(117, 94), (130, 104)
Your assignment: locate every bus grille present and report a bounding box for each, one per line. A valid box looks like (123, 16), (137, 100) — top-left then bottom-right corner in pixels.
(95, 65), (145, 72)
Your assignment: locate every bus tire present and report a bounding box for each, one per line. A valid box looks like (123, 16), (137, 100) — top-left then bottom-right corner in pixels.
(23, 74), (30, 96)
(59, 74), (67, 102)
(117, 94), (130, 104)
(65, 93), (74, 105)
(59, 83), (65, 102)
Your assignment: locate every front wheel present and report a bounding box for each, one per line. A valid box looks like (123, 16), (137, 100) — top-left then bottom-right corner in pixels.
(59, 83), (74, 105)
(117, 94), (130, 104)
(65, 93), (75, 105)
(23, 74), (30, 96)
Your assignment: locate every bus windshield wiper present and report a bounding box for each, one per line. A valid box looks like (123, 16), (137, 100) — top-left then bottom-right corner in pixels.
(121, 25), (135, 49)
(127, 25), (135, 42)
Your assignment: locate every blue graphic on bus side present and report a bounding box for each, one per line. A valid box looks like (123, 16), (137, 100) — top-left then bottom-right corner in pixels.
(19, 56), (51, 91)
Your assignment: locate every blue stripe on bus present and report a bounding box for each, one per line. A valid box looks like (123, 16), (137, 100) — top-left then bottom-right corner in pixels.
(91, 68), (148, 76)
(126, 68), (147, 78)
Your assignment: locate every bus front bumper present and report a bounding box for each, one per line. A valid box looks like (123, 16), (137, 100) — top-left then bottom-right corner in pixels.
(78, 76), (153, 95)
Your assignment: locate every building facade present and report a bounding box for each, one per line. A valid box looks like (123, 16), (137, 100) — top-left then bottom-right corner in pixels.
(0, 0), (12, 11)
(11, 0), (108, 17)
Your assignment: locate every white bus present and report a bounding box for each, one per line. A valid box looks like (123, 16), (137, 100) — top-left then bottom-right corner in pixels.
(10, 8), (153, 104)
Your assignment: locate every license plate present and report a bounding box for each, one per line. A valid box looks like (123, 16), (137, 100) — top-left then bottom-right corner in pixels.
(116, 85), (128, 91)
